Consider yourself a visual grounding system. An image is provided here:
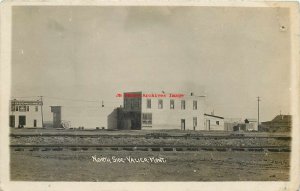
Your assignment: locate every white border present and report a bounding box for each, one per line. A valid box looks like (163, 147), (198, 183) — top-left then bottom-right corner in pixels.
(0, 1), (299, 191)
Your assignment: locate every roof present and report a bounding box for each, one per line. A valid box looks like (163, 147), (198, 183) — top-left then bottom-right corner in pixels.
(272, 115), (292, 122)
(262, 115), (292, 124)
(10, 99), (42, 105)
(245, 118), (257, 122)
(204, 113), (224, 119)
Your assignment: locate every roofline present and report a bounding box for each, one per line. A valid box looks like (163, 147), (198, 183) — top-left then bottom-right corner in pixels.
(204, 113), (224, 119)
(10, 100), (42, 103)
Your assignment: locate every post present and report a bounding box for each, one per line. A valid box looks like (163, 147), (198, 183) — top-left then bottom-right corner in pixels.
(257, 96), (260, 130)
(40, 96), (44, 128)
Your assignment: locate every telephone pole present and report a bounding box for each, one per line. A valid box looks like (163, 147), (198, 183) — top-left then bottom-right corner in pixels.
(257, 96), (261, 129)
(39, 96), (44, 128)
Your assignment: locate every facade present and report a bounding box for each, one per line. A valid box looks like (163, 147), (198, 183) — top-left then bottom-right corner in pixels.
(110, 91), (206, 130)
(231, 118), (258, 131)
(9, 99), (43, 128)
(204, 113), (225, 131)
(224, 118), (243, 131)
(108, 108), (119, 130)
(244, 118), (258, 131)
(108, 107), (124, 130)
(50, 106), (62, 128)
(107, 107), (137, 130)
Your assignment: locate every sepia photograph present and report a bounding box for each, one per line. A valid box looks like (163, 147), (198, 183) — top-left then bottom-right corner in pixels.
(0, 1), (299, 191)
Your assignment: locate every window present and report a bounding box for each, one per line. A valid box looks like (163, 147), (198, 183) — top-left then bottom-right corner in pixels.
(193, 100), (197, 110)
(11, 105), (15, 112)
(35, 106), (38, 112)
(26, 106), (29, 111)
(216, 121), (219, 125)
(129, 99), (141, 109)
(142, 113), (152, 125)
(170, 100), (175, 109)
(19, 106), (26, 112)
(147, 99), (151, 109)
(181, 100), (185, 110)
(158, 99), (163, 109)
(16, 106), (18, 111)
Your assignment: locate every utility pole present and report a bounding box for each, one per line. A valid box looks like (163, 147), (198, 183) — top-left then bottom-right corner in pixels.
(39, 96), (44, 128)
(257, 96), (261, 129)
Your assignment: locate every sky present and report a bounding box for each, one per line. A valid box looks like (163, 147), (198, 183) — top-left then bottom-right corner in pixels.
(11, 6), (291, 128)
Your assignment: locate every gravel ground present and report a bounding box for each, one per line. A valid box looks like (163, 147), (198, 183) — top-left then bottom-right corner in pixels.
(10, 128), (291, 137)
(10, 136), (290, 147)
(10, 129), (291, 182)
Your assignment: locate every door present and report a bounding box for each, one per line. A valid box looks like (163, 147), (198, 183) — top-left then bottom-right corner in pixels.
(206, 119), (210, 131)
(9, 115), (15, 127)
(34, 120), (37, 127)
(181, 119), (185, 130)
(19, 116), (26, 127)
(193, 117), (197, 131)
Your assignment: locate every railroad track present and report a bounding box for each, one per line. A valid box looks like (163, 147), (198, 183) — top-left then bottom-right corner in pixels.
(10, 144), (291, 152)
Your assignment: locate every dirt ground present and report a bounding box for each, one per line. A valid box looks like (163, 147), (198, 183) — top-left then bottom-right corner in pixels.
(10, 128), (291, 137)
(10, 150), (290, 181)
(10, 136), (290, 147)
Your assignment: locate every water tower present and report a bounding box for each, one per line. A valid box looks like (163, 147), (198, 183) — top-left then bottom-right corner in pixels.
(50, 106), (62, 128)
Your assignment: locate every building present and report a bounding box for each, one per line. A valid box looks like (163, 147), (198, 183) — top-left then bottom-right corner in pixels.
(9, 99), (43, 128)
(204, 113), (225, 131)
(108, 91), (206, 130)
(224, 118), (243, 131)
(50, 106), (62, 128)
(108, 107), (125, 130)
(244, 118), (258, 131)
(261, 115), (292, 132)
(231, 118), (258, 132)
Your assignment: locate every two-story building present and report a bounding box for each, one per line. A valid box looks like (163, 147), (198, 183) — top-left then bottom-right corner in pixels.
(108, 91), (206, 130)
(9, 99), (43, 128)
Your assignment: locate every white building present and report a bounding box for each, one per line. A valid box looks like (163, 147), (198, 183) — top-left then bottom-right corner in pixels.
(204, 113), (225, 131)
(244, 118), (258, 131)
(9, 99), (43, 128)
(109, 91), (206, 130)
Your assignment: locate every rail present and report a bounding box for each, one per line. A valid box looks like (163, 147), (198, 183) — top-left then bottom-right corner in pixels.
(10, 144), (291, 152)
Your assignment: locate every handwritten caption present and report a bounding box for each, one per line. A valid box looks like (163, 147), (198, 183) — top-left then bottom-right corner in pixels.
(92, 155), (167, 164)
